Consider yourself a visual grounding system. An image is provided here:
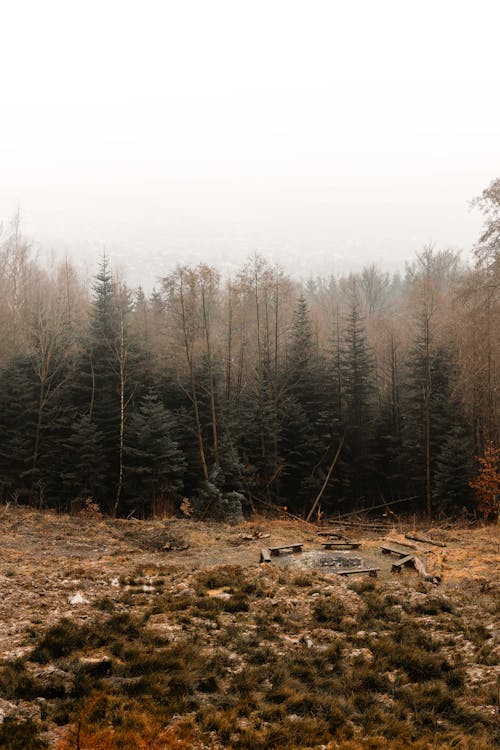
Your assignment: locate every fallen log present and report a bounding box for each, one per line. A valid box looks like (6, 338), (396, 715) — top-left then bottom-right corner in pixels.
(414, 556), (439, 584)
(430, 554), (445, 583)
(329, 520), (390, 531)
(385, 538), (418, 550)
(405, 533), (446, 548)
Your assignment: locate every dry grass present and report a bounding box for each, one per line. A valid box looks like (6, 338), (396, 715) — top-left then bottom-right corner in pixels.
(0, 507), (498, 749)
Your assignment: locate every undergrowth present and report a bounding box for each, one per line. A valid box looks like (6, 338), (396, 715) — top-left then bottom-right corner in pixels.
(0, 564), (497, 750)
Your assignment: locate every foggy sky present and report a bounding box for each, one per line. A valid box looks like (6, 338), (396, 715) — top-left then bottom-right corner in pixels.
(1, 0), (499, 288)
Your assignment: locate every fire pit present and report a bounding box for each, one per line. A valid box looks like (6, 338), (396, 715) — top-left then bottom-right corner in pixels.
(275, 550), (363, 571)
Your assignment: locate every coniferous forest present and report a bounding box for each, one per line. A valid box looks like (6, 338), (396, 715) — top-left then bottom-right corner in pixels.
(0, 180), (498, 521)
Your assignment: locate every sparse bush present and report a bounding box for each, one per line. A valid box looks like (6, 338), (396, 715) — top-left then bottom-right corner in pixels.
(94, 596), (116, 612)
(31, 619), (89, 662)
(313, 597), (346, 625)
(0, 717), (48, 750)
(0, 660), (38, 700)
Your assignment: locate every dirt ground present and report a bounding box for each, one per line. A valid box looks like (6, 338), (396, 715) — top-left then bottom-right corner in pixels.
(0, 506), (498, 661)
(0, 506), (498, 748)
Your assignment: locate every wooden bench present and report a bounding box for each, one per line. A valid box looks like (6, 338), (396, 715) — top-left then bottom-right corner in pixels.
(268, 543), (304, 556)
(321, 541), (361, 550)
(260, 548), (272, 563)
(391, 554), (415, 573)
(337, 567), (379, 577)
(380, 544), (413, 557)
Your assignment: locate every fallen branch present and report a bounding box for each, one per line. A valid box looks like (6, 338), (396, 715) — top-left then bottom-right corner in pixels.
(336, 495), (418, 520)
(306, 436), (345, 523)
(329, 519), (390, 530)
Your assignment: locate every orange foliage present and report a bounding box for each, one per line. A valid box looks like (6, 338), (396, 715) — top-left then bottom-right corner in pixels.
(469, 441), (500, 520)
(56, 695), (202, 750)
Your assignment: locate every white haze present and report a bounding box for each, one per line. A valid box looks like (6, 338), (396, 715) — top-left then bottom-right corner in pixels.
(1, 0), (499, 288)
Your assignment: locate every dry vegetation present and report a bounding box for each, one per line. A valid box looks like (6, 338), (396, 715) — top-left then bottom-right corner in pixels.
(0, 506), (498, 749)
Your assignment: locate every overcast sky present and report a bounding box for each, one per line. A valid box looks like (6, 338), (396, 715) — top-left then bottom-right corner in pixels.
(1, 0), (499, 286)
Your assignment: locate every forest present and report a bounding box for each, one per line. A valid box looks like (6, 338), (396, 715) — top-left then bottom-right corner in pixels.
(0, 180), (498, 522)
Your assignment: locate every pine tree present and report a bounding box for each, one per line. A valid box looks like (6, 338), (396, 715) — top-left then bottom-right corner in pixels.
(62, 415), (108, 508)
(0, 358), (38, 501)
(373, 332), (405, 500)
(277, 296), (332, 511)
(278, 395), (319, 511)
(340, 298), (376, 505)
(124, 395), (186, 517)
(433, 424), (474, 514)
(401, 319), (460, 516)
(71, 257), (140, 514)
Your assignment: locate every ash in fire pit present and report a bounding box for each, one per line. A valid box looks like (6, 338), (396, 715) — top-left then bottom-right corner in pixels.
(275, 550), (364, 571)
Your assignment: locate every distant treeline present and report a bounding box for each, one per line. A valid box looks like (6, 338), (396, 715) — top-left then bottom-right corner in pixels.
(0, 181), (498, 519)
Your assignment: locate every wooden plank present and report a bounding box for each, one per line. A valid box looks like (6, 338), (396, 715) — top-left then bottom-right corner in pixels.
(321, 542), (361, 549)
(269, 544), (304, 556)
(317, 531), (345, 538)
(405, 533), (446, 548)
(380, 544), (413, 557)
(391, 554), (415, 572)
(337, 567), (379, 577)
(260, 548), (271, 563)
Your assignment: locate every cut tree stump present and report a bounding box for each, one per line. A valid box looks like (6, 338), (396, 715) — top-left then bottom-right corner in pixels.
(337, 567), (379, 577)
(268, 544), (304, 556)
(391, 554), (415, 573)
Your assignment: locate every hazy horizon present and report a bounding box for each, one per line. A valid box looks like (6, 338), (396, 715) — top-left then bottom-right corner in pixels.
(1, 0), (499, 288)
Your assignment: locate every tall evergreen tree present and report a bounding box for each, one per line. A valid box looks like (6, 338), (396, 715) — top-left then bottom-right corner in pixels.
(401, 319), (460, 516)
(0, 357), (39, 501)
(279, 296), (330, 511)
(433, 424), (474, 514)
(70, 257), (140, 514)
(340, 298), (376, 505)
(124, 394), (186, 517)
(62, 415), (108, 508)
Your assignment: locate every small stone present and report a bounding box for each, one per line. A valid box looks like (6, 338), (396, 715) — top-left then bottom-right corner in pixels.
(68, 592), (89, 605)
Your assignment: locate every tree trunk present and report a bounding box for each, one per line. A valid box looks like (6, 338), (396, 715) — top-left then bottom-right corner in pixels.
(201, 280), (219, 465)
(114, 316), (126, 517)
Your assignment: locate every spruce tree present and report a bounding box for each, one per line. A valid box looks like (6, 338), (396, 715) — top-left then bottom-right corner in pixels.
(0, 358), (38, 501)
(401, 320), (460, 516)
(433, 424), (473, 514)
(124, 394), (186, 517)
(278, 296), (331, 511)
(71, 257), (140, 514)
(340, 299), (376, 505)
(62, 415), (108, 508)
